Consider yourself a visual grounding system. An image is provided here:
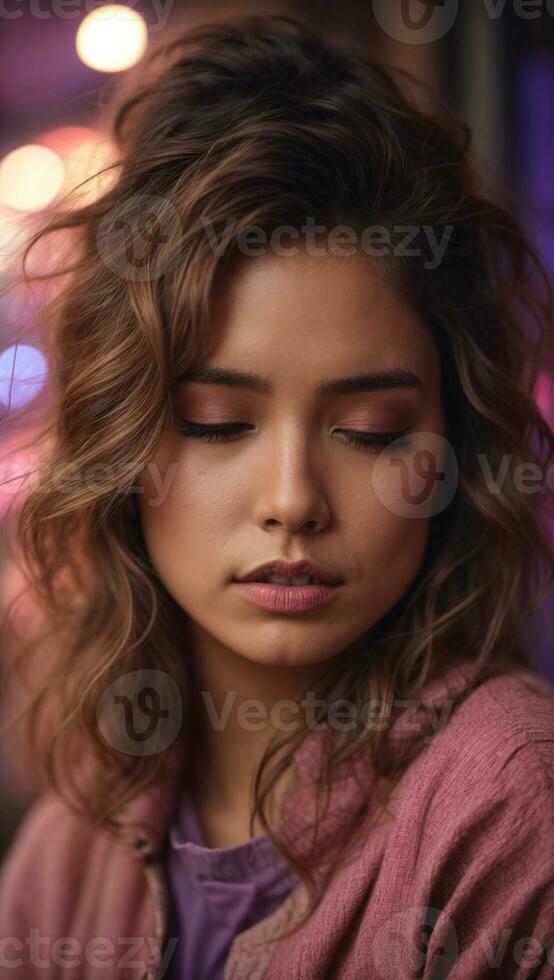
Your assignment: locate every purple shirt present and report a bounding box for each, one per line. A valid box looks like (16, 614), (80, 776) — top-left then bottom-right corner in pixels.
(164, 792), (300, 979)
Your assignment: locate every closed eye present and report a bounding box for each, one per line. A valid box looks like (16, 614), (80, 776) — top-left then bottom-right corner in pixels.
(335, 428), (411, 451)
(176, 421), (253, 442)
(177, 421), (411, 452)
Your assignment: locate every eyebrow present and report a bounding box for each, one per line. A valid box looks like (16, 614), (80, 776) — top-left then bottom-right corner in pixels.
(179, 365), (424, 397)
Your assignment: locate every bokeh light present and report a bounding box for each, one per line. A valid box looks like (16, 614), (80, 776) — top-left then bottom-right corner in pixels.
(0, 442), (34, 523)
(38, 126), (117, 206)
(0, 208), (30, 274)
(0, 145), (65, 213)
(76, 5), (148, 73)
(0, 344), (47, 411)
(64, 135), (117, 203)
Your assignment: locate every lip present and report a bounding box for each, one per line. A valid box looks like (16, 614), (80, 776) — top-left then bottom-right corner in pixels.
(235, 559), (341, 586)
(234, 580), (340, 614)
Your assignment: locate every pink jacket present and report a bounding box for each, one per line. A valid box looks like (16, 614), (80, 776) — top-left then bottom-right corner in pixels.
(1, 657), (553, 980)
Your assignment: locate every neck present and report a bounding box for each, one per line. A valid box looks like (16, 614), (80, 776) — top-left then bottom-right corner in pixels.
(185, 629), (326, 826)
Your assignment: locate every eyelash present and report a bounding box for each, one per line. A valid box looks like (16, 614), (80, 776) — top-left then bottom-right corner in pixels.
(177, 421), (411, 452)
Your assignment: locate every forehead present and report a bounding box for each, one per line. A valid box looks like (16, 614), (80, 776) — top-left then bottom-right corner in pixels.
(207, 251), (438, 385)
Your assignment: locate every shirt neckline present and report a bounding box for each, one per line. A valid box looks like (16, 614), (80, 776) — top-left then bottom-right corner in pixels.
(168, 791), (300, 884)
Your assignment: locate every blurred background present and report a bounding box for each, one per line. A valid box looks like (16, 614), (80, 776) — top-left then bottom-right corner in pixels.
(1, 0), (553, 857)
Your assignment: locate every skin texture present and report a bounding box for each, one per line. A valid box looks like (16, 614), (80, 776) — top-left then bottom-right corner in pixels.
(138, 250), (445, 844)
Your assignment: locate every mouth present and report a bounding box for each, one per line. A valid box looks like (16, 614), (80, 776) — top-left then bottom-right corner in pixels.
(235, 561), (342, 587)
(232, 578), (341, 614)
(248, 575), (333, 586)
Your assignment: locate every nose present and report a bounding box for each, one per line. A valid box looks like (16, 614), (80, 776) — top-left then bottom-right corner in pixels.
(252, 429), (331, 534)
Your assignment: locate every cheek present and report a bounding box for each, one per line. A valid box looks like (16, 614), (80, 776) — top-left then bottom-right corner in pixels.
(354, 496), (430, 608)
(138, 451), (235, 586)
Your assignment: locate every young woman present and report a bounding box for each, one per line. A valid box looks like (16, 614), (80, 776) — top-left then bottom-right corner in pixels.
(0, 14), (553, 980)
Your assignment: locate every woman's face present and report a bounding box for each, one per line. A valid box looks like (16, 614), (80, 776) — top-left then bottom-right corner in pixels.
(139, 250), (444, 670)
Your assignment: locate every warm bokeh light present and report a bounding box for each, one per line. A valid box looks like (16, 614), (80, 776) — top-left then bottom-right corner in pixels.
(0, 441), (34, 523)
(0, 145), (65, 213)
(76, 5), (148, 73)
(64, 135), (117, 203)
(0, 428), (51, 525)
(0, 208), (30, 274)
(0, 344), (47, 411)
(38, 126), (118, 206)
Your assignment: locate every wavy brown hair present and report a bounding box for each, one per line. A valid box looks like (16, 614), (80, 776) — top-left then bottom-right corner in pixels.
(1, 14), (553, 940)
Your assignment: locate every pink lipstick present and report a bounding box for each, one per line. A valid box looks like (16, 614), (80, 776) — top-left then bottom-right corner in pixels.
(234, 580), (339, 614)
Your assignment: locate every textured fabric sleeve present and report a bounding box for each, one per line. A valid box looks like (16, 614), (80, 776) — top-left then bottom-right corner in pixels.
(419, 740), (554, 979)
(0, 795), (63, 925)
(0, 793), (102, 979)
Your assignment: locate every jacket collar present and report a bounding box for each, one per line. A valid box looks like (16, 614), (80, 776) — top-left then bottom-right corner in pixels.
(112, 656), (482, 862)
